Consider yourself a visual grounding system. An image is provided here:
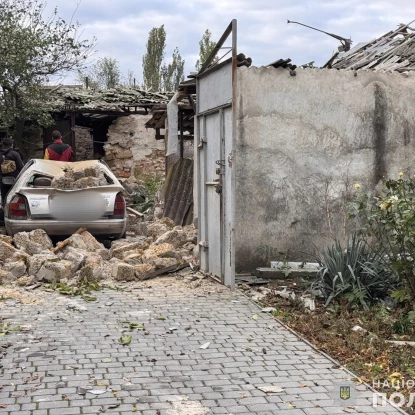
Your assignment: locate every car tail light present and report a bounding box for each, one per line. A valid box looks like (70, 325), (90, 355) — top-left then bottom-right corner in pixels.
(9, 195), (28, 219)
(113, 193), (125, 218)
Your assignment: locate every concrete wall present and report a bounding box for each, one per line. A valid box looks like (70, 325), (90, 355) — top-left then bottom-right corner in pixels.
(235, 66), (415, 272)
(104, 114), (165, 181)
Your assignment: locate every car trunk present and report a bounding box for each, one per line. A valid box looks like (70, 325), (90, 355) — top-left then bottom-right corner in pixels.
(18, 186), (121, 221)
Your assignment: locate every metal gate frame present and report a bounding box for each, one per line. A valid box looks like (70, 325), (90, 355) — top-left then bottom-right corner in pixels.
(195, 20), (237, 288)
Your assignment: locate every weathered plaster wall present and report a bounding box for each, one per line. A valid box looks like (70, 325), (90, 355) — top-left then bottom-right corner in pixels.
(104, 114), (165, 181)
(235, 66), (415, 272)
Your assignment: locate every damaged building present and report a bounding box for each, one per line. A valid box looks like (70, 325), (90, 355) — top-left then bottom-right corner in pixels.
(41, 86), (172, 181)
(192, 20), (415, 287)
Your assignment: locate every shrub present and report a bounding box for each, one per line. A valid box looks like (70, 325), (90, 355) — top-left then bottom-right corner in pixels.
(313, 234), (398, 309)
(352, 174), (415, 301)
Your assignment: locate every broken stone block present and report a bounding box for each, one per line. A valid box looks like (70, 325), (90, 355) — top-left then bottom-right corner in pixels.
(142, 256), (178, 270)
(28, 254), (59, 276)
(84, 165), (101, 178)
(134, 264), (156, 280)
(131, 222), (148, 236)
(147, 223), (169, 240)
(111, 242), (147, 260)
(158, 217), (176, 228)
(96, 248), (110, 261)
(112, 263), (136, 281)
(80, 231), (104, 251)
(0, 240), (18, 262)
(0, 235), (13, 245)
(79, 263), (103, 281)
(153, 230), (187, 249)
(13, 231), (51, 255)
(0, 270), (14, 284)
(4, 261), (27, 278)
(67, 234), (88, 251)
(37, 260), (72, 282)
(143, 243), (176, 259)
(6, 250), (30, 264)
(60, 247), (86, 273)
(124, 252), (144, 266)
(29, 229), (53, 250)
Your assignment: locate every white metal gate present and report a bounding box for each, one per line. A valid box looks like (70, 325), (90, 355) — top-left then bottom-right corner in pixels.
(195, 20), (237, 287)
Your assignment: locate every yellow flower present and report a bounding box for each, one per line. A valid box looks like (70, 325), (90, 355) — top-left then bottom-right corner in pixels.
(380, 201), (391, 210)
(399, 172), (404, 177)
(354, 183), (361, 189)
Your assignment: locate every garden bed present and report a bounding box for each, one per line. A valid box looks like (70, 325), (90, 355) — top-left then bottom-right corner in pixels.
(262, 289), (415, 413)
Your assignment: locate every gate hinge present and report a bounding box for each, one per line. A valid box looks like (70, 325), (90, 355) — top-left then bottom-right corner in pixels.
(199, 240), (209, 248)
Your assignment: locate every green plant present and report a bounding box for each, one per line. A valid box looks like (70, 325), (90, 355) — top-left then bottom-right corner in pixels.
(352, 174), (415, 301)
(313, 234), (398, 309)
(135, 176), (164, 213)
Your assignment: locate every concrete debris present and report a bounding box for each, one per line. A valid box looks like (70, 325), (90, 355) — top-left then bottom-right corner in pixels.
(112, 263), (136, 281)
(52, 165), (108, 189)
(0, 241), (20, 264)
(37, 260), (73, 282)
(3, 262), (27, 278)
(14, 230), (53, 255)
(0, 218), (197, 285)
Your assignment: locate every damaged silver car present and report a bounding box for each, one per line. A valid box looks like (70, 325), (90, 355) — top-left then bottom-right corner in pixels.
(4, 159), (127, 239)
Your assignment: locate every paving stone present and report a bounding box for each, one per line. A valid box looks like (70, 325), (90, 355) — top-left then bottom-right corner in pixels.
(0, 282), (403, 415)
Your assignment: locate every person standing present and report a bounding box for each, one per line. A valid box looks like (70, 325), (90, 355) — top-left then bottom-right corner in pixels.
(44, 130), (74, 161)
(0, 137), (24, 207)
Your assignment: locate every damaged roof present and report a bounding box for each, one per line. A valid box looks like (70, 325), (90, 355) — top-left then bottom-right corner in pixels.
(331, 21), (415, 72)
(46, 86), (175, 113)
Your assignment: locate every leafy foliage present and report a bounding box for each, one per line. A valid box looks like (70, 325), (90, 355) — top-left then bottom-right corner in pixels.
(44, 277), (100, 301)
(142, 25), (166, 91)
(161, 47), (185, 91)
(0, 0), (95, 140)
(313, 234), (398, 309)
(196, 29), (217, 71)
(78, 57), (121, 90)
(352, 174), (415, 300)
(135, 176), (164, 213)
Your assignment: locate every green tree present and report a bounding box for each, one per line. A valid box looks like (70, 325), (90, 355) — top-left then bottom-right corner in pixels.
(196, 29), (217, 71)
(161, 47), (185, 91)
(78, 57), (121, 89)
(0, 0), (95, 141)
(142, 25), (166, 91)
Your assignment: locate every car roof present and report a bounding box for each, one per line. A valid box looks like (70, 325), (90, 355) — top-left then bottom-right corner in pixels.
(30, 159), (108, 176)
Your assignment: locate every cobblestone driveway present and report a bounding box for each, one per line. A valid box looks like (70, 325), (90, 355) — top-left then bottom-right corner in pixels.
(0, 277), (404, 414)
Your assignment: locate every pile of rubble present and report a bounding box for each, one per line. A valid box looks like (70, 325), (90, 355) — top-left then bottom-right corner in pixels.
(0, 218), (198, 286)
(52, 165), (108, 189)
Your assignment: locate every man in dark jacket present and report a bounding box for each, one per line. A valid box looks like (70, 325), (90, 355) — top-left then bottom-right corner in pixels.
(0, 137), (24, 207)
(44, 130), (74, 161)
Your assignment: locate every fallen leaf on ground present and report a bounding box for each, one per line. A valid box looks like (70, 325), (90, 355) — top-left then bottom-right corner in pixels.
(120, 335), (132, 345)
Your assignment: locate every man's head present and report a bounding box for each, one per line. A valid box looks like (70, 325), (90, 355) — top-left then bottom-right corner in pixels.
(2, 137), (13, 150)
(52, 131), (62, 141)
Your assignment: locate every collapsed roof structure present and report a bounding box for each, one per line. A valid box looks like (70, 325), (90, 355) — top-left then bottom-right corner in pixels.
(327, 21), (415, 72)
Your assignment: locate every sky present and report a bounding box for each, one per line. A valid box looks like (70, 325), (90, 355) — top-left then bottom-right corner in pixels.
(44, 0), (415, 86)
